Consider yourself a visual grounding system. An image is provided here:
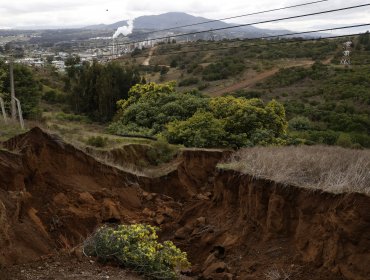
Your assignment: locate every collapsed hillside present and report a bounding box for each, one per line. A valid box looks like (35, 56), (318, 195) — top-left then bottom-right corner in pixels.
(0, 127), (369, 280)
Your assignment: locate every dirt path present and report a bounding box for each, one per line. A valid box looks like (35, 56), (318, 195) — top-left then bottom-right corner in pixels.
(0, 254), (144, 280)
(208, 60), (316, 96)
(142, 47), (157, 66)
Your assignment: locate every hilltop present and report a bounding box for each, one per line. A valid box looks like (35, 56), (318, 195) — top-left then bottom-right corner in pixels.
(85, 12), (289, 38)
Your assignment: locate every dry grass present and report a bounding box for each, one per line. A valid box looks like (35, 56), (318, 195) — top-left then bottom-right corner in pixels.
(264, 266), (291, 280)
(219, 146), (370, 195)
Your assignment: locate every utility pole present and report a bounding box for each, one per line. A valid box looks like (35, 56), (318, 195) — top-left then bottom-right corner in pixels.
(9, 57), (17, 121)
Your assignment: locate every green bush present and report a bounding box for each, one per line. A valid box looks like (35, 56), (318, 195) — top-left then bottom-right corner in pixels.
(83, 224), (190, 279)
(197, 83), (210, 90)
(202, 57), (245, 81)
(170, 59), (178, 68)
(289, 116), (312, 131)
(336, 133), (352, 148)
(178, 77), (199, 87)
(86, 136), (108, 148)
(146, 138), (178, 165)
(230, 90), (262, 99)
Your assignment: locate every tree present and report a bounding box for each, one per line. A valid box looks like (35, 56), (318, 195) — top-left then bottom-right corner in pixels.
(66, 61), (141, 122)
(0, 61), (41, 119)
(166, 110), (227, 147)
(209, 96), (287, 139)
(112, 82), (209, 135)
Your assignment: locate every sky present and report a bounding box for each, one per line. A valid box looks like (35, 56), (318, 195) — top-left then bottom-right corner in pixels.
(0, 0), (369, 34)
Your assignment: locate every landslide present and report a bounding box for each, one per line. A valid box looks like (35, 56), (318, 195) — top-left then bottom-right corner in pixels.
(166, 170), (370, 280)
(0, 127), (228, 267)
(1, 127), (369, 280)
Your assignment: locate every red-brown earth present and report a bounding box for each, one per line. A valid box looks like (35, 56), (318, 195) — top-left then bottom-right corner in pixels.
(0, 127), (369, 279)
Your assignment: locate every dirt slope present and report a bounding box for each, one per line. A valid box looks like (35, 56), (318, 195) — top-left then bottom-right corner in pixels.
(0, 127), (369, 280)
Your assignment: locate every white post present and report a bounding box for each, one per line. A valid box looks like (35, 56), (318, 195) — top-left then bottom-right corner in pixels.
(13, 97), (24, 129)
(0, 97), (8, 124)
(9, 59), (17, 121)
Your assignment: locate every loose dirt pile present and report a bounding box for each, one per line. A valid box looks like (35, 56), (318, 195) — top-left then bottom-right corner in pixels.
(0, 127), (369, 280)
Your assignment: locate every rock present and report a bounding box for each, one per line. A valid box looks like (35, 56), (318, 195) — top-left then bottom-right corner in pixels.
(175, 226), (192, 239)
(196, 193), (210, 200)
(212, 245), (226, 259)
(202, 262), (229, 279)
(222, 235), (238, 248)
(53, 193), (69, 206)
(196, 216), (206, 226)
(155, 215), (165, 225)
(203, 253), (217, 269)
(162, 206), (174, 218)
(78, 192), (95, 204)
(205, 192), (212, 198)
(142, 208), (155, 217)
(101, 199), (121, 222)
(222, 273), (234, 280)
(71, 246), (84, 260)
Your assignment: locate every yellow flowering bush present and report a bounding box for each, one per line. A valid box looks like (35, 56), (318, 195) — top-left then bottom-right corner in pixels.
(83, 224), (190, 279)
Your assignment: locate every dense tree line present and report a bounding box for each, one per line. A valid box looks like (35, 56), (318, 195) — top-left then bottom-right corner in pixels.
(0, 60), (41, 119)
(65, 60), (141, 122)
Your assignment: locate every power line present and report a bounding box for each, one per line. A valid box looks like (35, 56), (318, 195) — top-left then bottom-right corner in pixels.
(138, 23), (370, 55)
(82, 3), (370, 51)
(136, 0), (329, 36)
(67, 0), (328, 46)
(89, 24), (370, 59)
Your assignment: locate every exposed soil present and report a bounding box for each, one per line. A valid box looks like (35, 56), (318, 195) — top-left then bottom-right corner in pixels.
(142, 46), (157, 66)
(1, 127), (369, 279)
(208, 60), (316, 96)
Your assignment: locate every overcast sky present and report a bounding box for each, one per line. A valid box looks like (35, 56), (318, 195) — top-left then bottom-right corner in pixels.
(0, 0), (369, 34)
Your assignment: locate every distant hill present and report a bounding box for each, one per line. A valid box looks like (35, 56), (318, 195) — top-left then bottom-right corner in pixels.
(84, 12), (290, 38)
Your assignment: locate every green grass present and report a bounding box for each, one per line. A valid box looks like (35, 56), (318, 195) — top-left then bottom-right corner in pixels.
(0, 122), (27, 142)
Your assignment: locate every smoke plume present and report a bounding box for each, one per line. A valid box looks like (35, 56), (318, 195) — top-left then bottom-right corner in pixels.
(113, 19), (134, 38)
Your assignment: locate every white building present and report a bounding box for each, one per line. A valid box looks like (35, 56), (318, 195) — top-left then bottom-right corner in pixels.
(51, 60), (65, 72)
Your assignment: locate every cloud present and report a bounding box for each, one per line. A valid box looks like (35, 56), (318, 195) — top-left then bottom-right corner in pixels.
(0, 0), (369, 32)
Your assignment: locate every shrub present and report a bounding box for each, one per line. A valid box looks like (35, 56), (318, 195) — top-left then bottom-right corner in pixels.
(289, 116), (312, 131)
(170, 59), (178, 68)
(86, 136), (108, 148)
(197, 83), (210, 90)
(336, 133), (352, 148)
(55, 112), (90, 123)
(83, 224), (190, 279)
(230, 90), (262, 99)
(146, 138), (178, 165)
(178, 77), (199, 87)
